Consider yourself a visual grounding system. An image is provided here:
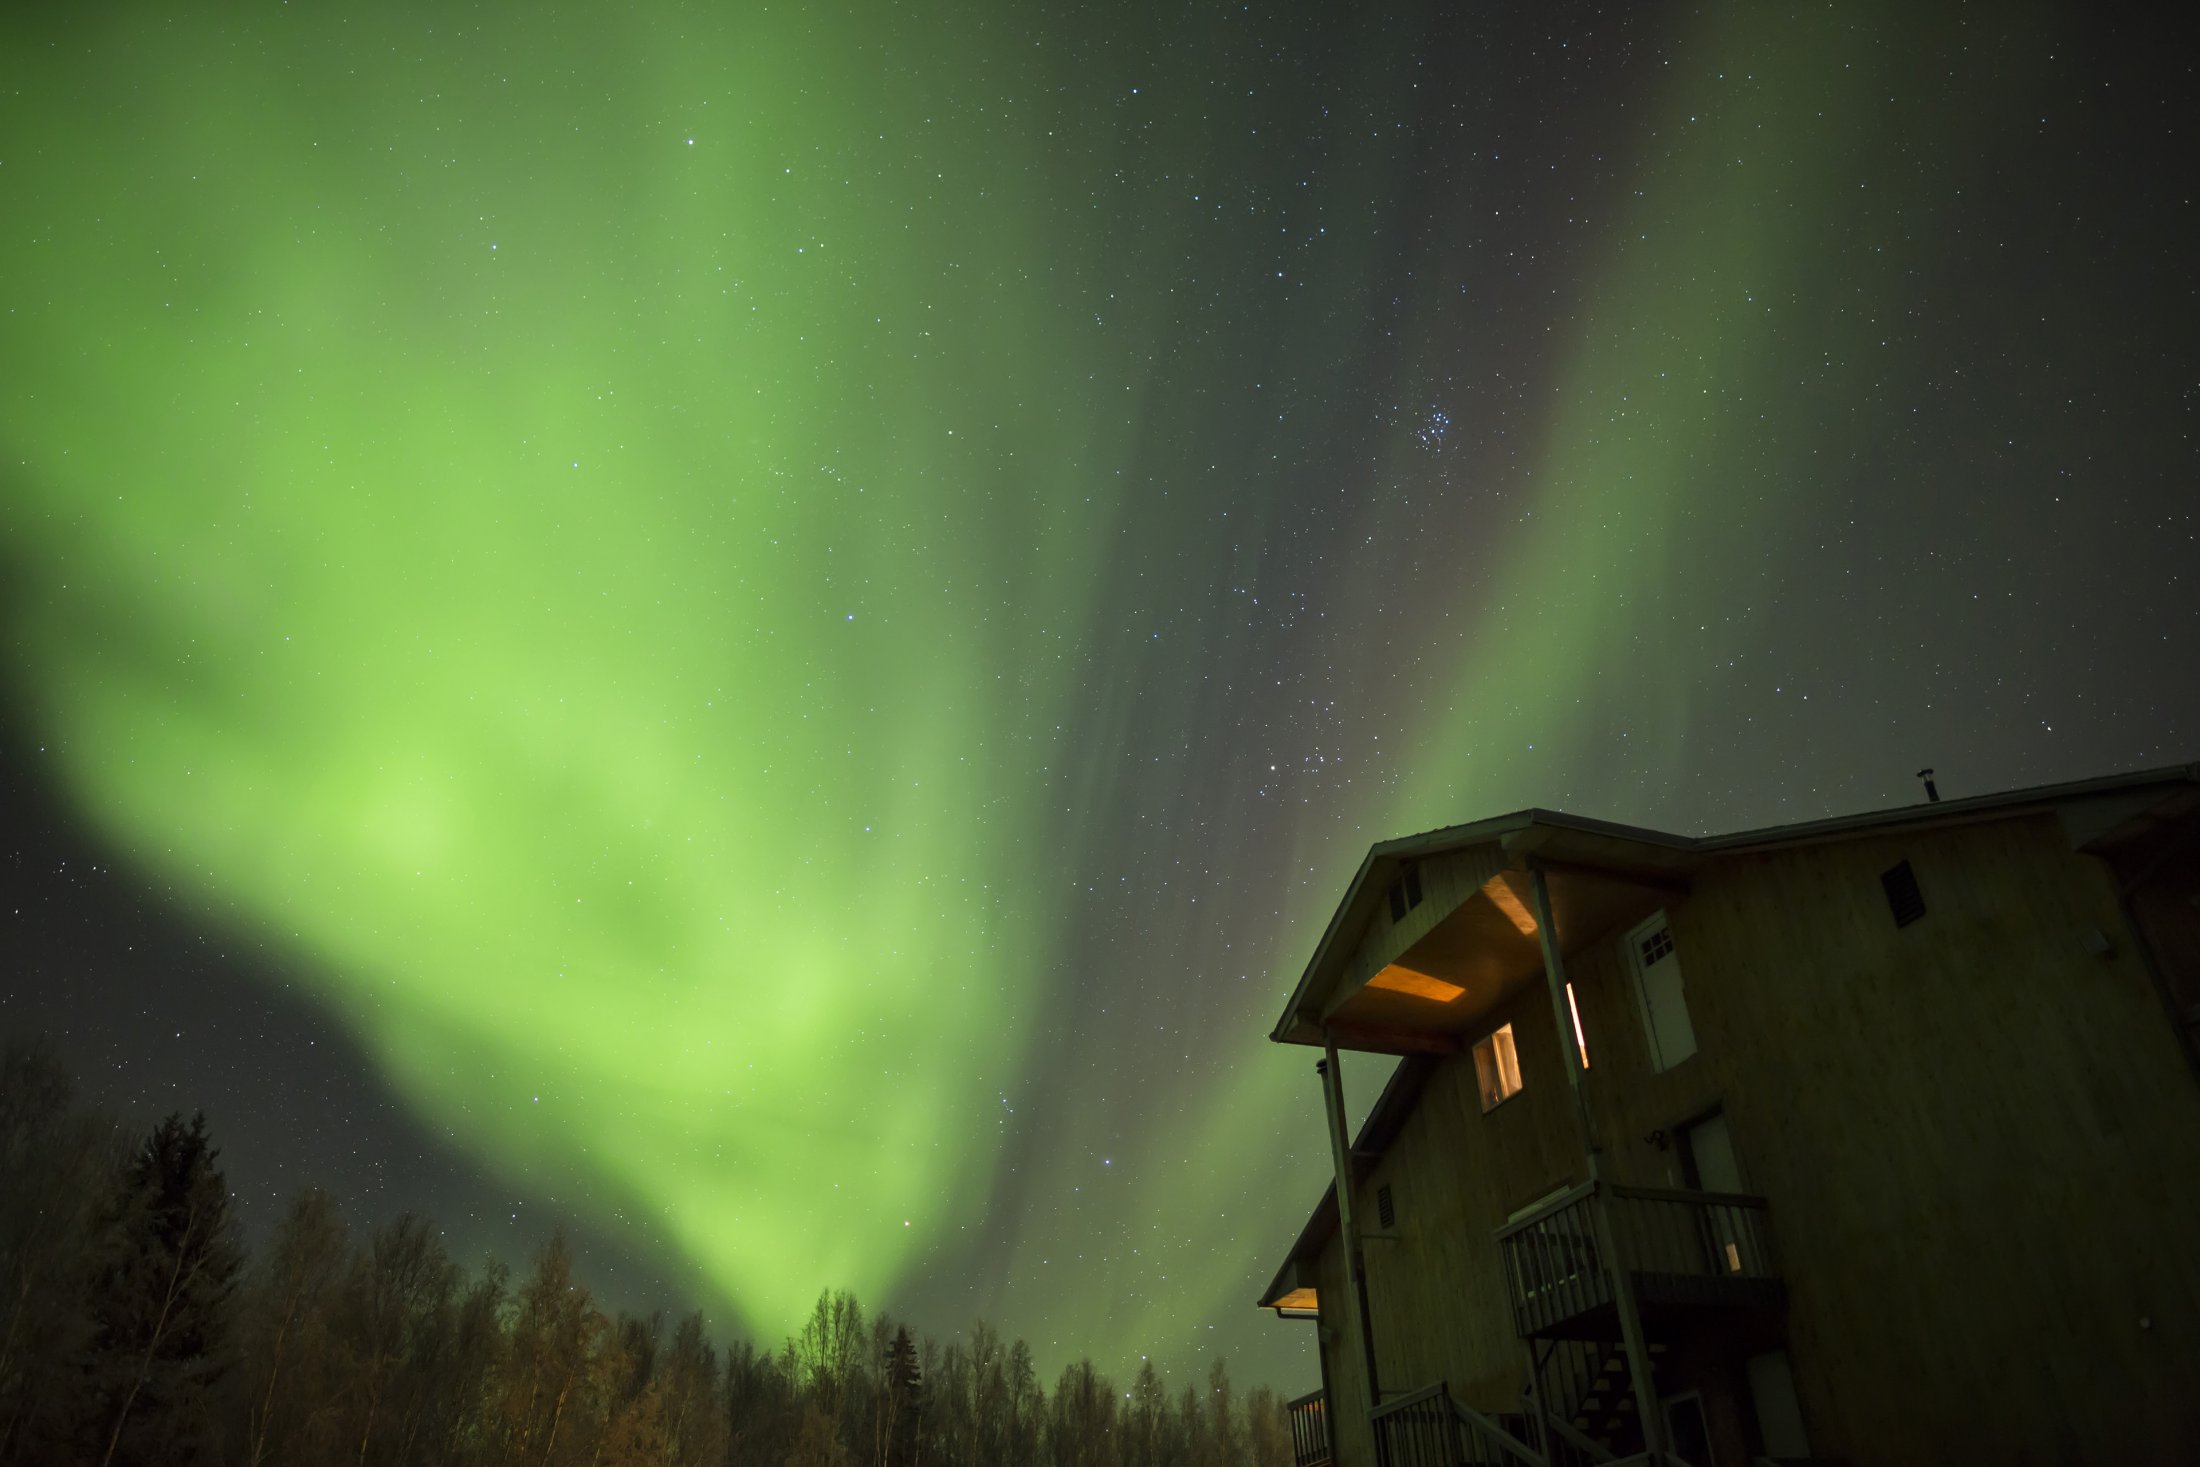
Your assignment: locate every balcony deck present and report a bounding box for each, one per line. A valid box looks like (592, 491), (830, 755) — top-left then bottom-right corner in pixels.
(1495, 1181), (1784, 1342)
(1287, 1389), (1331, 1467)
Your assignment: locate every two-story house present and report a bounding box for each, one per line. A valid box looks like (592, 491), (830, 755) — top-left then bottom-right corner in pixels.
(1259, 765), (2200, 1467)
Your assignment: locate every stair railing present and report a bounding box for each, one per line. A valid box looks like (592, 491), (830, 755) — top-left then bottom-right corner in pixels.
(1370, 1381), (1549, 1467)
(1528, 1407), (1615, 1467)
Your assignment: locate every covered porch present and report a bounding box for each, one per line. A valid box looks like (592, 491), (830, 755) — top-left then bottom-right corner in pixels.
(1264, 811), (1741, 1467)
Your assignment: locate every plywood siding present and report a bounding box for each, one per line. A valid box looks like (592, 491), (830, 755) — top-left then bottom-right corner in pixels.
(1661, 815), (2200, 1465)
(1316, 981), (1583, 1429)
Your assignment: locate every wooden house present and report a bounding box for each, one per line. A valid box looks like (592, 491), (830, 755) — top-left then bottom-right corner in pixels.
(1258, 765), (2200, 1467)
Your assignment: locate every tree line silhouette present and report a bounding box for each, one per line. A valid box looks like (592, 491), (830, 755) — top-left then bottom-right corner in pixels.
(0, 1039), (1298, 1467)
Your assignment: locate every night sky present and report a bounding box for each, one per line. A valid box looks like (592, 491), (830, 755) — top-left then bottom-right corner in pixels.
(3, 1), (2196, 1395)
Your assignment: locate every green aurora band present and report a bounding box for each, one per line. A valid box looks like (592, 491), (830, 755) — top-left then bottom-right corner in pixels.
(1, 3), (2036, 1372)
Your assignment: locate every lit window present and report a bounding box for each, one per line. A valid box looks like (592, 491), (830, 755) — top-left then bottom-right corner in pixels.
(1566, 982), (1589, 1069)
(1474, 1023), (1523, 1111)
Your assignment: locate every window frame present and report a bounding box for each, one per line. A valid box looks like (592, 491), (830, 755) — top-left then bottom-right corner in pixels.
(1472, 1021), (1524, 1112)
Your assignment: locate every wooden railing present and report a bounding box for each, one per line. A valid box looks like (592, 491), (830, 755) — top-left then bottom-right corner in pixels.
(1531, 1410), (1616, 1467)
(1496, 1184), (1605, 1338)
(1608, 1184), (1776, 1308)
(1288, 1389), (1331, 1467)
(1494, 1182), (1776, 1338)
(1370, 1382), (1547, 1467)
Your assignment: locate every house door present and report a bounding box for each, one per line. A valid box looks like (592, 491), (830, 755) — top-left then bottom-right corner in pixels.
(1679, 1110), (1742, 1191)
(1624, 911), (1697, 1070)
(1662, 1391), (1714, 1467)
(1678, 1111), (1760, 1275)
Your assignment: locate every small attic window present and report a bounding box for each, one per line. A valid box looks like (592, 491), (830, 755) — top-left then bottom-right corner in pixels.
(1377, 1184), (1396, 1230)
(1388, 866), (1425, 924)
(1882, 860), (1925, 928)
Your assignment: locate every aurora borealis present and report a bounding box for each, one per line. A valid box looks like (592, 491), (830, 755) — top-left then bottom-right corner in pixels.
(5, 1), (2197, 1392)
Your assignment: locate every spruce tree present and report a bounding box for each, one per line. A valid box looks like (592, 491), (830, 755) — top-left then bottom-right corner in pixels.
(92, 1112), (242, 1467)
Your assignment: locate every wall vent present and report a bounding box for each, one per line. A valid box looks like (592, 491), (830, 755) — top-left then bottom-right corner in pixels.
(1882, 860), (1926, 928)
(1376, 1184), (1395, 1231)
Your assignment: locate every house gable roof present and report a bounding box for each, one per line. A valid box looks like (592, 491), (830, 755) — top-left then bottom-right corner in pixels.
(1257, 760), (2200, 1298)
(1268, 762), (2200, 1050)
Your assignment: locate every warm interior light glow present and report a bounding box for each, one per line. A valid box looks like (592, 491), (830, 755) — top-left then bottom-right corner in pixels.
(1566, 982), (1590, 1069)
(1473, 1023), (1524, 1111)
(1269, 1286), (1320, 1313)
(1483, 874), (1540, 935)
(1368, 964), (1466, 1003)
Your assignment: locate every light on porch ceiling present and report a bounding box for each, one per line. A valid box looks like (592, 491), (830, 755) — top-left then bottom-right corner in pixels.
(1483, 874), (1540, 936)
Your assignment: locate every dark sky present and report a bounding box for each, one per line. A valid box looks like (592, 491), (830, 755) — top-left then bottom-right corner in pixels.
(3, 1), (2196, 1395)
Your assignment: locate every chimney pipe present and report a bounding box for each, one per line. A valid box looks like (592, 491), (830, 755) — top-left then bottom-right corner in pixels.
(1917, 768), (1940, 803)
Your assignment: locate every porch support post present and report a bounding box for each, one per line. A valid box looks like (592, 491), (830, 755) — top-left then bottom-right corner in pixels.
(1519, 1340), (1549, 1459)
(1526, 862), (1669, 1461)
(1318, 1041), (1382, 1427)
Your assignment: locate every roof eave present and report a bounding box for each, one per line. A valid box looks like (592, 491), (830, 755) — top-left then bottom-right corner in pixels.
(1704, 762), (2200, 855)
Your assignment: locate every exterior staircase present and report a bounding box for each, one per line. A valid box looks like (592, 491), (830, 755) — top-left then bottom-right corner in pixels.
(1523, 1339), (1670, 1466)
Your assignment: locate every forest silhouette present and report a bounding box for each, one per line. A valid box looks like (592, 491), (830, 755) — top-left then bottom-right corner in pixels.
(0, 1038), (1298, 1467)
